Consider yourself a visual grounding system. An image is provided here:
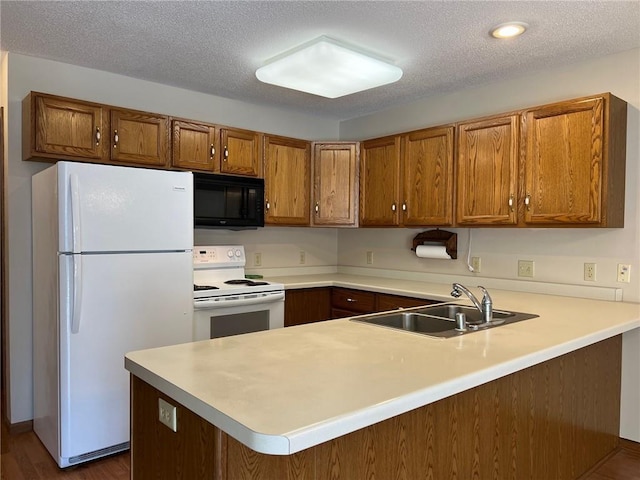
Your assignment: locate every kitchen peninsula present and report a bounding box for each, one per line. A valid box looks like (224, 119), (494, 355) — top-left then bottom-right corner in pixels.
(125, 279), (640, 479)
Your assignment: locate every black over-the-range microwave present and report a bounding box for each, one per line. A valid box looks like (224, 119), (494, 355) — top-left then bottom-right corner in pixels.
(193, 173), (265, 229)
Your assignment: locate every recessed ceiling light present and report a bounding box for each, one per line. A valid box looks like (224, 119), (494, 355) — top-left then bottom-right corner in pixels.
(490, 22), (528, 39)
(255, 36), (403, 99)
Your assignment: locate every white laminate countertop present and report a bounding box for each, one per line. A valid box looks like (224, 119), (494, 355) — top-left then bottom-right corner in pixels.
(125, 274), (640, 456)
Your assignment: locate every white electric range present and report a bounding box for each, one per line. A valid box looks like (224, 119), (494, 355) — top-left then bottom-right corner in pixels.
(193, 245), (285, 340)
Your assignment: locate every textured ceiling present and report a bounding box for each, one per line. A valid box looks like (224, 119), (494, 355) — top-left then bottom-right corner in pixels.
(1, 1), (639, 120)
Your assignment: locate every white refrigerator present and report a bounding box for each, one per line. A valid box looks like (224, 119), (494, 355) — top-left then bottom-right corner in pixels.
(32, 161), (194, 468)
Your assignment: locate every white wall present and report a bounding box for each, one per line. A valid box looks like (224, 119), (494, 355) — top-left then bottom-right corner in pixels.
(3, 52), (339, 424)
(339, 48), (640, 440)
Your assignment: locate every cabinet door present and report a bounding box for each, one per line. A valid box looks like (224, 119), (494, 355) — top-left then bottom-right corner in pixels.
(402, 126), (454, 226)
(284, 288), (332, 327)
(456, 115), (519, 225)
(25, 93), (105, 161)
(171, 120), (217, 171)
(110, 109), (169, 167)
(263, 135), (311, 225)
(312, 143), (359, 226)
(360, 136), (401, 226)
(220, 127), (262, 176)
(523, 96), (606, 225)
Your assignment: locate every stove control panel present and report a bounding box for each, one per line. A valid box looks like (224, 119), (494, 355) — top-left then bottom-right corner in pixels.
(194, 245), (245, 267)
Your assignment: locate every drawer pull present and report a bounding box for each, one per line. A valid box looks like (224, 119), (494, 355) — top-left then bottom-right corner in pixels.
(346, 298), (357, 303)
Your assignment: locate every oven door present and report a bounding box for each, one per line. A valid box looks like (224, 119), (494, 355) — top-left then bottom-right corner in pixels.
(193, 291), (284, 340)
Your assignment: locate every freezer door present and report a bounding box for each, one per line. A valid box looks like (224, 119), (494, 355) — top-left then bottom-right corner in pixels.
(55, 161), (193, 253)
(59, 251), (193, 463)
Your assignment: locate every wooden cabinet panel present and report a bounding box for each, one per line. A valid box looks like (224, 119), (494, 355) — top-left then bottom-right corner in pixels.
(171, 120), (217, 171)
(131, 337), (622, 480)
(264, 135), (311, 225)
(284, 288), (332, 327)
(360, 135), (401, 226)
(23, 92), (106, 161)
(220, 127), (261, 176)
(522, 94), (626, 226)
(331, 288), (376, 314)
(375, 293), (438, 312)
(456, 114), (519, 225)
(401, 126), (454, 226)
(110, 108), (169, 167)
(312, 142), (359, 226)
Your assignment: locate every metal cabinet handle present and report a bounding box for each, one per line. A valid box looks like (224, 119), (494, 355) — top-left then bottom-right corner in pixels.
(391, 203), (397, 212)
(113, 130), (118, 148)
(223, 146), (229, 161)
(346, 298), (357, 303)
(508, 194), (514, 212)
(524, 194), (531, 211)
(402, 203), (407, 212)
(210, 144), (215, 159)
(95, 127), (101, 146)
(265, 201), (270, 211)
(315, 202), (319, 214)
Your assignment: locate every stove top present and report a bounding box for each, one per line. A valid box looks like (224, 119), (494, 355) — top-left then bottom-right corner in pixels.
(192, 245), (284, 300)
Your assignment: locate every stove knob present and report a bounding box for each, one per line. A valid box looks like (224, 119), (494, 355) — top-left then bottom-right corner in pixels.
(235, 249), (242, 257)
(227, 249), (234, 258)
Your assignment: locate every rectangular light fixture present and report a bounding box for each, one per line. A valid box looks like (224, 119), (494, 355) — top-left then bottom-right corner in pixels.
(256, 36), (403, 99)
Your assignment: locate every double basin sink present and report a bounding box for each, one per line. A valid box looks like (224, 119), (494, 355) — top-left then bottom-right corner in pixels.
(351, 303), (538, 338)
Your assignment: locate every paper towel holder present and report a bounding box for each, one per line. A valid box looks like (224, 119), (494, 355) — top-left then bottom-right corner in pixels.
(411, 229), (457, 259)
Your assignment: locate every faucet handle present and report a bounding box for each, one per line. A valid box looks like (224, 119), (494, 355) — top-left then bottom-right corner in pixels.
(450, 285), (462, 298)
(477, 286), (492, 303)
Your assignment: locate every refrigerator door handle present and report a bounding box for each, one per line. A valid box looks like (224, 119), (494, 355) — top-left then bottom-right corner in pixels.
(70, 173), (82, 254)
(71, 255), (83, 334)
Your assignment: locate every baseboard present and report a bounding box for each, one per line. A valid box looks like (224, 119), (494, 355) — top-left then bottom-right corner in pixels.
(4, 418), (33, 434)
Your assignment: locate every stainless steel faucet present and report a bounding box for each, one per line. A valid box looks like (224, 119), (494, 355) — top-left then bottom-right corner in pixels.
(451, 283), (493, 323)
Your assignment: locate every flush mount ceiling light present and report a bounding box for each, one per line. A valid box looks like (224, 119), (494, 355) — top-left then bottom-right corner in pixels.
(490, 21), (529, 39)
(255, 36), (403, 99)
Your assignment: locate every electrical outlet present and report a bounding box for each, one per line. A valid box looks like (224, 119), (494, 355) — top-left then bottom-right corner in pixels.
(517, 260), (535, 278)
(299, 251), (306, 264)
(366, 251), (373, 265)
(617, 264), (631, 283)
(158, 398), (177, 432)
(471, 256), (481, 273)
(584, 263), (596, 281)
(254, 252), (262, 267)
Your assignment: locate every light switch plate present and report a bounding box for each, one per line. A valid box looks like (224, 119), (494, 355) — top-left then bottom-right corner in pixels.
(517, 260), (534, 278)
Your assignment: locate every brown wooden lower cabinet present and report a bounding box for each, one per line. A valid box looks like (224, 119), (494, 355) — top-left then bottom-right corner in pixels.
(284, 287), (332, 327)
(131, 335), (622, 480)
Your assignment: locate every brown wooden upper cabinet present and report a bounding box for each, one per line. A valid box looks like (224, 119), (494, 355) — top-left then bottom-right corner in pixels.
(23, 92), (107, 162)
(220, 127), (262, 177)
(456, 114), (519, 226)
(24, 92), (170, 168)
(359, 135), (401, 226)
(402, 126), (454, 226)
(263, 135), (311, 225)
(171, 119), (217, 171)
(455, 93), (627, 227)
(521, 93), (626, 227)
(360, 127), (454, 227)
(110, 108), (169, 167)
(312, 142), (359, 226)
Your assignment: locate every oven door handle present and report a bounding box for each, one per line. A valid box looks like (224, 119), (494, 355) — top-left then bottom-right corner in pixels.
(194, 291), (285, 309)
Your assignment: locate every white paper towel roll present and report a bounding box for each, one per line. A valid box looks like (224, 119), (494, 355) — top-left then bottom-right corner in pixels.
(415, 244), (452, 259)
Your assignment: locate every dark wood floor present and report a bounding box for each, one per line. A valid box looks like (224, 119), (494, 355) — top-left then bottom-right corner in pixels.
(2, 420), (639, 479)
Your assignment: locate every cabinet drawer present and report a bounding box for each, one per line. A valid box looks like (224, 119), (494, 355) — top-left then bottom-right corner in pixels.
(331, 288), (376, 313)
